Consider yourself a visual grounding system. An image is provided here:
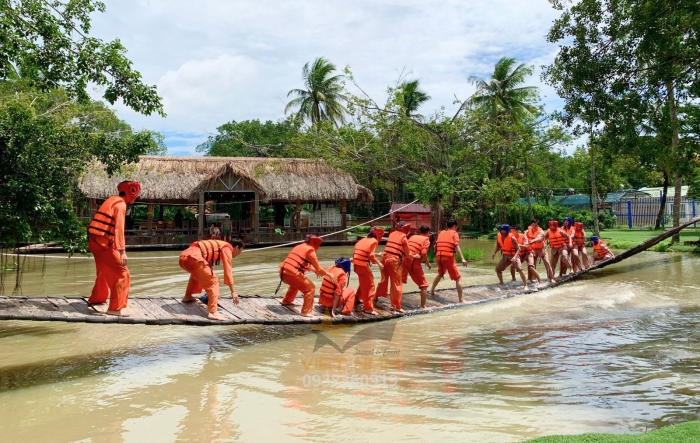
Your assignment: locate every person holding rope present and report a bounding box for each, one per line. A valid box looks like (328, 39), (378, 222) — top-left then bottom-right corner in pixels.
(493, 224), (529, 291)
(352, 226), (384, 315)
(525, 219), (555, 284)
(430, 220), (468, 302)
(402, 225), (432, 308)
(87, 181), (141, 316)
(318, 258), (356, 318)
(543, 220), (571, 279)
(278, 235), (328, 317)
(180, 238), (244, 321)
(376, 222), (411, 312)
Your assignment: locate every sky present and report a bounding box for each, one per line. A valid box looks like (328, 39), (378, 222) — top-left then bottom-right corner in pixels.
(90, 0), (567, 156)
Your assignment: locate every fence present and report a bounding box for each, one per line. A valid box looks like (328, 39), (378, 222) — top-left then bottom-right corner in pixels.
(612, 196), (697, 228)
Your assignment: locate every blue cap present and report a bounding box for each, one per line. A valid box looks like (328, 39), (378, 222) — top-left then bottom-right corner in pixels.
(589, 235), (599, 245)
(499, 224), (511, 232)
(564, 217), (574, 225)
(200, 294), (208, 304)
(335, 257), (351, 273)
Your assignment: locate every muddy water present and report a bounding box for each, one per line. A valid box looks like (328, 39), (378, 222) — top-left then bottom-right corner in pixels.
(0, 241), (698, 442)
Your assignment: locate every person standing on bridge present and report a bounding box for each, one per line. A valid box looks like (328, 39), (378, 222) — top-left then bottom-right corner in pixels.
(376, 222), (412, 312)
(402, 225), (432, 308)
(543, 220), (571, 279)
(493, 224), (529, 291)
(180, 238), (244, 321)
(571, 221), (589, 272)
(318, 258), (356, 318)
(430, 220), (468, 302)
(279, 235), (328, 317)
(560, 217), (575, 276)
(589, 236), (615, 264)
(87, 181), (141, 316)
(352, 227), (384, 315)
(525, 219), (555, 284)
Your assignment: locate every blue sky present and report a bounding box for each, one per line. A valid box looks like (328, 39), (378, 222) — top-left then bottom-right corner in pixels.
(91, 0), (568, 155)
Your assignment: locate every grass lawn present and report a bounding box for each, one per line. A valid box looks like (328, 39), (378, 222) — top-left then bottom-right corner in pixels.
(525, 420), (699, 442)
(600, 228), (699, 253)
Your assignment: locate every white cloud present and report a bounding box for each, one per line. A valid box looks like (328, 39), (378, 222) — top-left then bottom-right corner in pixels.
(92, 0), (567, 153)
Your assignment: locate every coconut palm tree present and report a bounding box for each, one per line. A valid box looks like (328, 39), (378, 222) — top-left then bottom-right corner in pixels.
(398, 79), (430, 117)
(469, 57), (538, 122)
(285, 57), (348, 126)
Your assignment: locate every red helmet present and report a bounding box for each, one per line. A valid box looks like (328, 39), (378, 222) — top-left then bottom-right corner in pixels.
(117, 181), (141, 204)
(399, 221), (411, 234)
(305, 234), (323, 250)
(369, 226), (385, 240)
(574, 221), (584, 231)
(548, 220), (559, 230)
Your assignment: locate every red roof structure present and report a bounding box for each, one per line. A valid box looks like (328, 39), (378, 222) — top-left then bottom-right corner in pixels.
(390, 202), (432, 233)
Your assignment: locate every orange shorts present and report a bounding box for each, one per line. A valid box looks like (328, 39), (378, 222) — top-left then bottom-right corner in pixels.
(436, 255), (461, 281)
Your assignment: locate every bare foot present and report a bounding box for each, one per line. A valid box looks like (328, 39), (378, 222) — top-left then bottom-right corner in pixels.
(208, 312), (226, 321)
(300, 312), (313, 318)
(429, 290), (435, 297)
(363, 310), (379, 316)
(393, 308), (405, 313)
(87, 300), (105, 305)
(523, 285), (529, 291)
(550, 279), (557, 284)
(459, 298), (465, 304)
(106, 310), (129, 317)
(280, 301), (296, 306)
(182, 296), (196, 303)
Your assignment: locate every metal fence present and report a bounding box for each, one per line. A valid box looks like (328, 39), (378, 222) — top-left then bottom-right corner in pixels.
(612, 197), (697, 228)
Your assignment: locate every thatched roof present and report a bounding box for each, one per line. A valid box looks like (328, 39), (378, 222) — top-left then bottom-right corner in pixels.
(78, 156), (373, 204)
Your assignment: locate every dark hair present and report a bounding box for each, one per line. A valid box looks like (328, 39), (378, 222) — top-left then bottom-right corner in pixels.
(447, 220), (457, 228)
(367, 232), (376, 239)
(229, 238), (245, 249)
(530, 219), (538, 225)
(119, 192), (126, 197)
(419, 225), (430, 234)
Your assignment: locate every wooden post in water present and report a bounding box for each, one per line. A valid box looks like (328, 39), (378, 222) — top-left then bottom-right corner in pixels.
(147, 204), (154, 235)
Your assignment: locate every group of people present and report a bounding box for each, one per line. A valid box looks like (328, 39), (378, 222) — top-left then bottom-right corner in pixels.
(86, 181), (614, 321)
(492, 218), (615, 291)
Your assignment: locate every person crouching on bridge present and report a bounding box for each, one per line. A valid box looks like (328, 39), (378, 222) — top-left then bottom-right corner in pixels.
(377, 222), (411, 312)
(526, 219), (555, 284)
(352, 227), (384, 316)
(430, 220), (468, 303)
(279, 235), (328, 317)
(87, 181), (141, 316)
(589, 236), (615, 265)
(180, 238), (244, 321)
(493, 224), (529, 291)
(571, 222), (589, 272)
(318, 258), (356, 318)
(402, 225), (432, 308)
(543, 220), (571, 279)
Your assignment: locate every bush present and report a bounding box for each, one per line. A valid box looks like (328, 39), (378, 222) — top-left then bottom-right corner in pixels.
(468, 203), (616, 232)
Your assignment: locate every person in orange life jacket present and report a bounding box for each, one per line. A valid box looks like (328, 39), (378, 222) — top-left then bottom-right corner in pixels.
(589, 236), (615, 264)
(525, 219), (555, 284)
(430, 220), (468, 303)
(376, 222), (412, 312)
(570, 221), (589, 272)
(559, 217), (576, 275)
(352, 226), (385, 316)
(402, 225), (432, 308)
(509, 226), (537, 283)
(87, 181), (140, 316)
(279, 235), (329, 317)
(180, 238), (244, 321)
(493, 224), (529, 290)
(543, 220), (571, 279)
(318, 258), (356, 318)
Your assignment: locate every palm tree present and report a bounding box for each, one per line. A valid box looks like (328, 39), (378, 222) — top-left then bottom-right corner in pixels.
(285, 57), (347, 126)
(398, 79), (430, 117)
(469, 57), (538, 122)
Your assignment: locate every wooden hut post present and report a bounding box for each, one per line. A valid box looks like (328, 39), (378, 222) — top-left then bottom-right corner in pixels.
(341, 200), (347, 230)
(295, 200), (301, 231)
(198, 191), (205, 239)
(252, 192), (259, 243)
(147, 204), (154, 233)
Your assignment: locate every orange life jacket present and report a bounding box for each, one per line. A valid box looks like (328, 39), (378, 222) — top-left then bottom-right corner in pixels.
(549, 228), (567, 249)
(319, 266), (345, 306)
(435, 230), (459, 258)
(573, 230), (586, 246)
(281, 243), (315, 274)
(593, 240), (610, 256)
(352, 237), (378, 266)
(383, 230), (408, 259)
(563, 226), (575, 243)
(516, 232), (528, 256)
(88, 196), (123, 237)
(193, 239), (232, 267)
(526, 226), (544, 250)
(407, 234), (429, 259)
(497, 232), (517, 255)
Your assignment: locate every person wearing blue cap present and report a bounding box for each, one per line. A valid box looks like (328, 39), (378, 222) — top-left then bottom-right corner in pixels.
(492, 224), (529, 290)
(318, 258), (356, 317)
(589, 236), (615, 264)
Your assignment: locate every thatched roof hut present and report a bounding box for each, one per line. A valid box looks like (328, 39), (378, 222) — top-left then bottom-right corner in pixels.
(78, 156), (373, 204)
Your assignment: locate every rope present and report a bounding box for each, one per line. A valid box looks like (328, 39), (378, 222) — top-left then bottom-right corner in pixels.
(2, 199), (420, 261)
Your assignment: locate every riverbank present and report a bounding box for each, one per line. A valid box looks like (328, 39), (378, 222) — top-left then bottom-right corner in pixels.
(526, 420), (699, 442)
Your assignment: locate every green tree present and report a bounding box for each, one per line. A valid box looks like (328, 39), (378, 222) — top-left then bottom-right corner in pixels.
(469, 57), (538, 122)
(396, 79), (430, 117)
(285, 57), (347, 126)
(197, 119), (299, 157)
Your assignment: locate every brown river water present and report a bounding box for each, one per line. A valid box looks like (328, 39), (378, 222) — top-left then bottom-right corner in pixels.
(0, 240), (698, 442)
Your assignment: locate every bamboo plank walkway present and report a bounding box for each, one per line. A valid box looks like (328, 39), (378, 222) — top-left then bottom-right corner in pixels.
(1, 216), (697, 326)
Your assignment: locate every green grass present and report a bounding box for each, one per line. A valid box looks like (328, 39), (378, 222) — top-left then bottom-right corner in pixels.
(427, 247), (483, 262)
(525, 420), (699, 442)
(600, 228), (699, 253)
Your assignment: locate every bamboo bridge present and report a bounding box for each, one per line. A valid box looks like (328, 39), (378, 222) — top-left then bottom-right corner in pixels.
(1, 217), (697, 326)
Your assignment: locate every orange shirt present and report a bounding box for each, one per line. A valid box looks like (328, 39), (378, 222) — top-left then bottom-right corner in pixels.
(280, 243), (322, 275)
(88, 196), (127, 250)
(435, 229), (460, 259)
(194, 240), (234, 285)
(407, 234), (430, 259)
(352, 237), (380, 267)
(383, 230), (410, 260)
